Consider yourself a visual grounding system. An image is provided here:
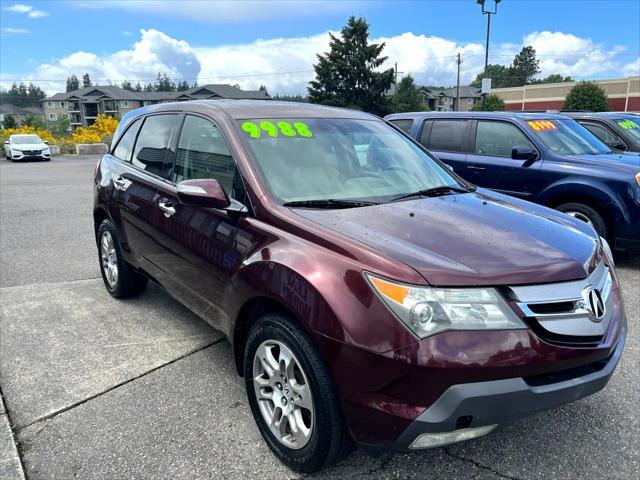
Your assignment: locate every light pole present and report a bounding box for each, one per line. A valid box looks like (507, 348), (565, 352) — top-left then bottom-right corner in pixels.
(477, 0), (501, 109)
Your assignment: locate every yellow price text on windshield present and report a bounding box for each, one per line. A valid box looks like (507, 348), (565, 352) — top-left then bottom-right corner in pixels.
(527, 120), (558, 131)
(241, 121), (313, 139)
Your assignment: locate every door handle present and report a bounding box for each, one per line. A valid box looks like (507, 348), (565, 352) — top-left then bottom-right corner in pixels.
(467, 165), (486, 171)
(158, 200), (176, 218)
(113, 176), (127, 190)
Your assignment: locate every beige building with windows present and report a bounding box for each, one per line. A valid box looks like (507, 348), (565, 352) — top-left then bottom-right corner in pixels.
(42, 84), (270, 129)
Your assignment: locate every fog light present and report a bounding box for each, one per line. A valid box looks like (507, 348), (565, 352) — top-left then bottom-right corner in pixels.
(409, 424), (497, 449)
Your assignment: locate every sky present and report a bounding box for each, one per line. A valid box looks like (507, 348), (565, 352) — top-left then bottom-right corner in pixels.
(1, 0), (639, 95)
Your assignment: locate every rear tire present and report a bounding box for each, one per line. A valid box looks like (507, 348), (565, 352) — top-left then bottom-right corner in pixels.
(555, 202), (608, 240)
(244, 313), (353, 473)
(97, 219), (148, 298)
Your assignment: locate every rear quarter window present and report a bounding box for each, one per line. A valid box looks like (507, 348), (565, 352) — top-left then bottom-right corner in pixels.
(426, 120), (469, 152)
(388, 119), (413, 134)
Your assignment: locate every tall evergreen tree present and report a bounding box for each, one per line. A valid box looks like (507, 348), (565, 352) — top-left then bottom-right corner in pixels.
(176, 80), (190, 91)
(121, 80), (134, 91)
(511, 46), (540, 86)
(66, 75), (80, 92)
(308, 16), (394, 115)
(82, 73), (92, 88)
(390, 75), (426, 113)
(134, 82), (143, 92)
(143, 83), (154, 92)
(154, 73), (176, 92)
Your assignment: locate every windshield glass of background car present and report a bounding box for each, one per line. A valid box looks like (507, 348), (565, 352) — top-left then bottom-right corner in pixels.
(615, 117), (640, 143)
(238, 118), (461, 204)
(11, 135), (42, 144)
(526, 119), (610, 155)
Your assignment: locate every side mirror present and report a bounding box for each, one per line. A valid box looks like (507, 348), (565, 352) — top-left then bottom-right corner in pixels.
(511, 145), (537, 161)
(44, 141), (50, 145)
(605, 140), (627, 151)
(176, 179), (231, 210)
(3, 141), (9, 145)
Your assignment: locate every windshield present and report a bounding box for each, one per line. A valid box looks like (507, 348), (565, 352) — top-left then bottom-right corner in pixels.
(238, 118), (463, 205)
(525, 118), (610, 155)
(614, 117), (640, 143)
(11, 135), (43, 145)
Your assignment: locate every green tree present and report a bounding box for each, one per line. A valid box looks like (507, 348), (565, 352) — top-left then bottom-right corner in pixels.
(154, 73), (176, 92)
(21, 115), (47, 129)
(511, 46), (540, 86)
(469, 64), (513, 88)
(390, 75), (426, 113)
(134, 82), (143, 92)
(66, 75), (80, 92)
(471, 94), (505, 111)
(143, 83), (154, 92)
(308, 16), (394, 115)
(48, 116), (70, 136)
(121, 80), (134, 91)
(2, 113), (18, 129)
(272, 94), (308, 102)
(563, 81), (609, 111)
(176, 80), (190, 91)
(534, 74), (573, 84)
(82, 73), (92, 88)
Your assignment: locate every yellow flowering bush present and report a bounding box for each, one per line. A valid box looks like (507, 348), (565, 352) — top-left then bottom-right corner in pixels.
(71, 114), (119, 144)
(0, 126), (56, 144)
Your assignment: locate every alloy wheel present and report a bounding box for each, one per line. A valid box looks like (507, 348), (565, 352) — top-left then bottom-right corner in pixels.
(100, 230), (119, 288)
(253, 340), (314, 450)
(565, 211), (595, 228)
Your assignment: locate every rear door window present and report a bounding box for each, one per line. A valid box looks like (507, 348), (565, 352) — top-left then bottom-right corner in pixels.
(474, 121), (535, 157)
(427, 120), (469, 152)
(388, 119), (413, 134)
(132, 114), (181, 180)
(112, 118), (141, 162)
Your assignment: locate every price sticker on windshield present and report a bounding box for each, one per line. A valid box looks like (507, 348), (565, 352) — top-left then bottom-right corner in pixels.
(618, 120), (639, 129)
(527, 120), (558, 131)
(241, 121), (313, 139)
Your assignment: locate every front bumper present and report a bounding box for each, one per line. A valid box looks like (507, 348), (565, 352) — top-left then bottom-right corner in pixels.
(392, 327), (625, 450)
(10, 152), (50, 161)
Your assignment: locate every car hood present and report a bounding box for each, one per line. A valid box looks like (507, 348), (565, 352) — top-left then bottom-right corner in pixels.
(292, 190), (599, 286)
(10, 143), (47, 150)
(570, 152), (640, 166)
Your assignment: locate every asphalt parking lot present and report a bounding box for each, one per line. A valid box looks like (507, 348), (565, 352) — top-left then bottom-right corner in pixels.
(0, 154), (638, 480)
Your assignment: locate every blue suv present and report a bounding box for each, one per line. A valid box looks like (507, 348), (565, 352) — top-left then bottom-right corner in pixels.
(385, 112), (640, 251)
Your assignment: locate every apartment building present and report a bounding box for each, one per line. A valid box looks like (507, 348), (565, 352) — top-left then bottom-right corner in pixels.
(42, 84), (271, 129)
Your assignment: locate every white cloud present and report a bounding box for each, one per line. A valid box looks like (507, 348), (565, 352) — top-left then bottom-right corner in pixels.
(1, 27), (31, 34)
(68, 0), (369, 22)
(4, 3), (49, 18)
(121, 30), (133, 36)
(2, 28), (637, 96)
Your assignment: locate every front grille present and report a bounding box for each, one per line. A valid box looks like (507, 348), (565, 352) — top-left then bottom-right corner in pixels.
(509, 261), (613, 344)
(22, 150), (41, 155)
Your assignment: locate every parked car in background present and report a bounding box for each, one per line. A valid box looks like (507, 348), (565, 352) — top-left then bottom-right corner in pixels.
(94, 101), (626, 472)
(385, 111), (640, 251)
(561, 112), (640, 153)
(3, 134), (51, 162)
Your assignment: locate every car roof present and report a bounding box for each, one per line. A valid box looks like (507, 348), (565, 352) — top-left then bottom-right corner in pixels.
(9, 133), (40, 138)
(561, 112), (635, 119)
(127, 99), (378, 121)
(385, 111), (569, 121)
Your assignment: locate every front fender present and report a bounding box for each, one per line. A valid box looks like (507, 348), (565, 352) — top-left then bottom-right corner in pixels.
(535, 177), (629, 224)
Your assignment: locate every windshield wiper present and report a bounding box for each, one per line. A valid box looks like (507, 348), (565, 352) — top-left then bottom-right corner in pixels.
(390, 185), (474, 203)
(282, 199), (378, 209)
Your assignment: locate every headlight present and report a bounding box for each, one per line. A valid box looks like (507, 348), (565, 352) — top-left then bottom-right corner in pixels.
(365, 273), (526, 338)
(601, 236), (615, 269)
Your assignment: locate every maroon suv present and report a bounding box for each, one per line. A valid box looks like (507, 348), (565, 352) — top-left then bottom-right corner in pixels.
(93, 100), (626, 472)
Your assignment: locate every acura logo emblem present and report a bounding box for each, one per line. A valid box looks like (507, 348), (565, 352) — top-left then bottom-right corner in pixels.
(583, 287), (605, 321)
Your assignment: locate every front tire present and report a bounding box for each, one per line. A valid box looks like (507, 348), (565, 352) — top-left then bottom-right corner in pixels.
(97, 219), (148, 298)
(244, 313), (352, 473)
(556, 202), (608, 240)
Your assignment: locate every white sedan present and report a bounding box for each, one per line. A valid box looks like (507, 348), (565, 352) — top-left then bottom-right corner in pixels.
(3, 134), (51, 161)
